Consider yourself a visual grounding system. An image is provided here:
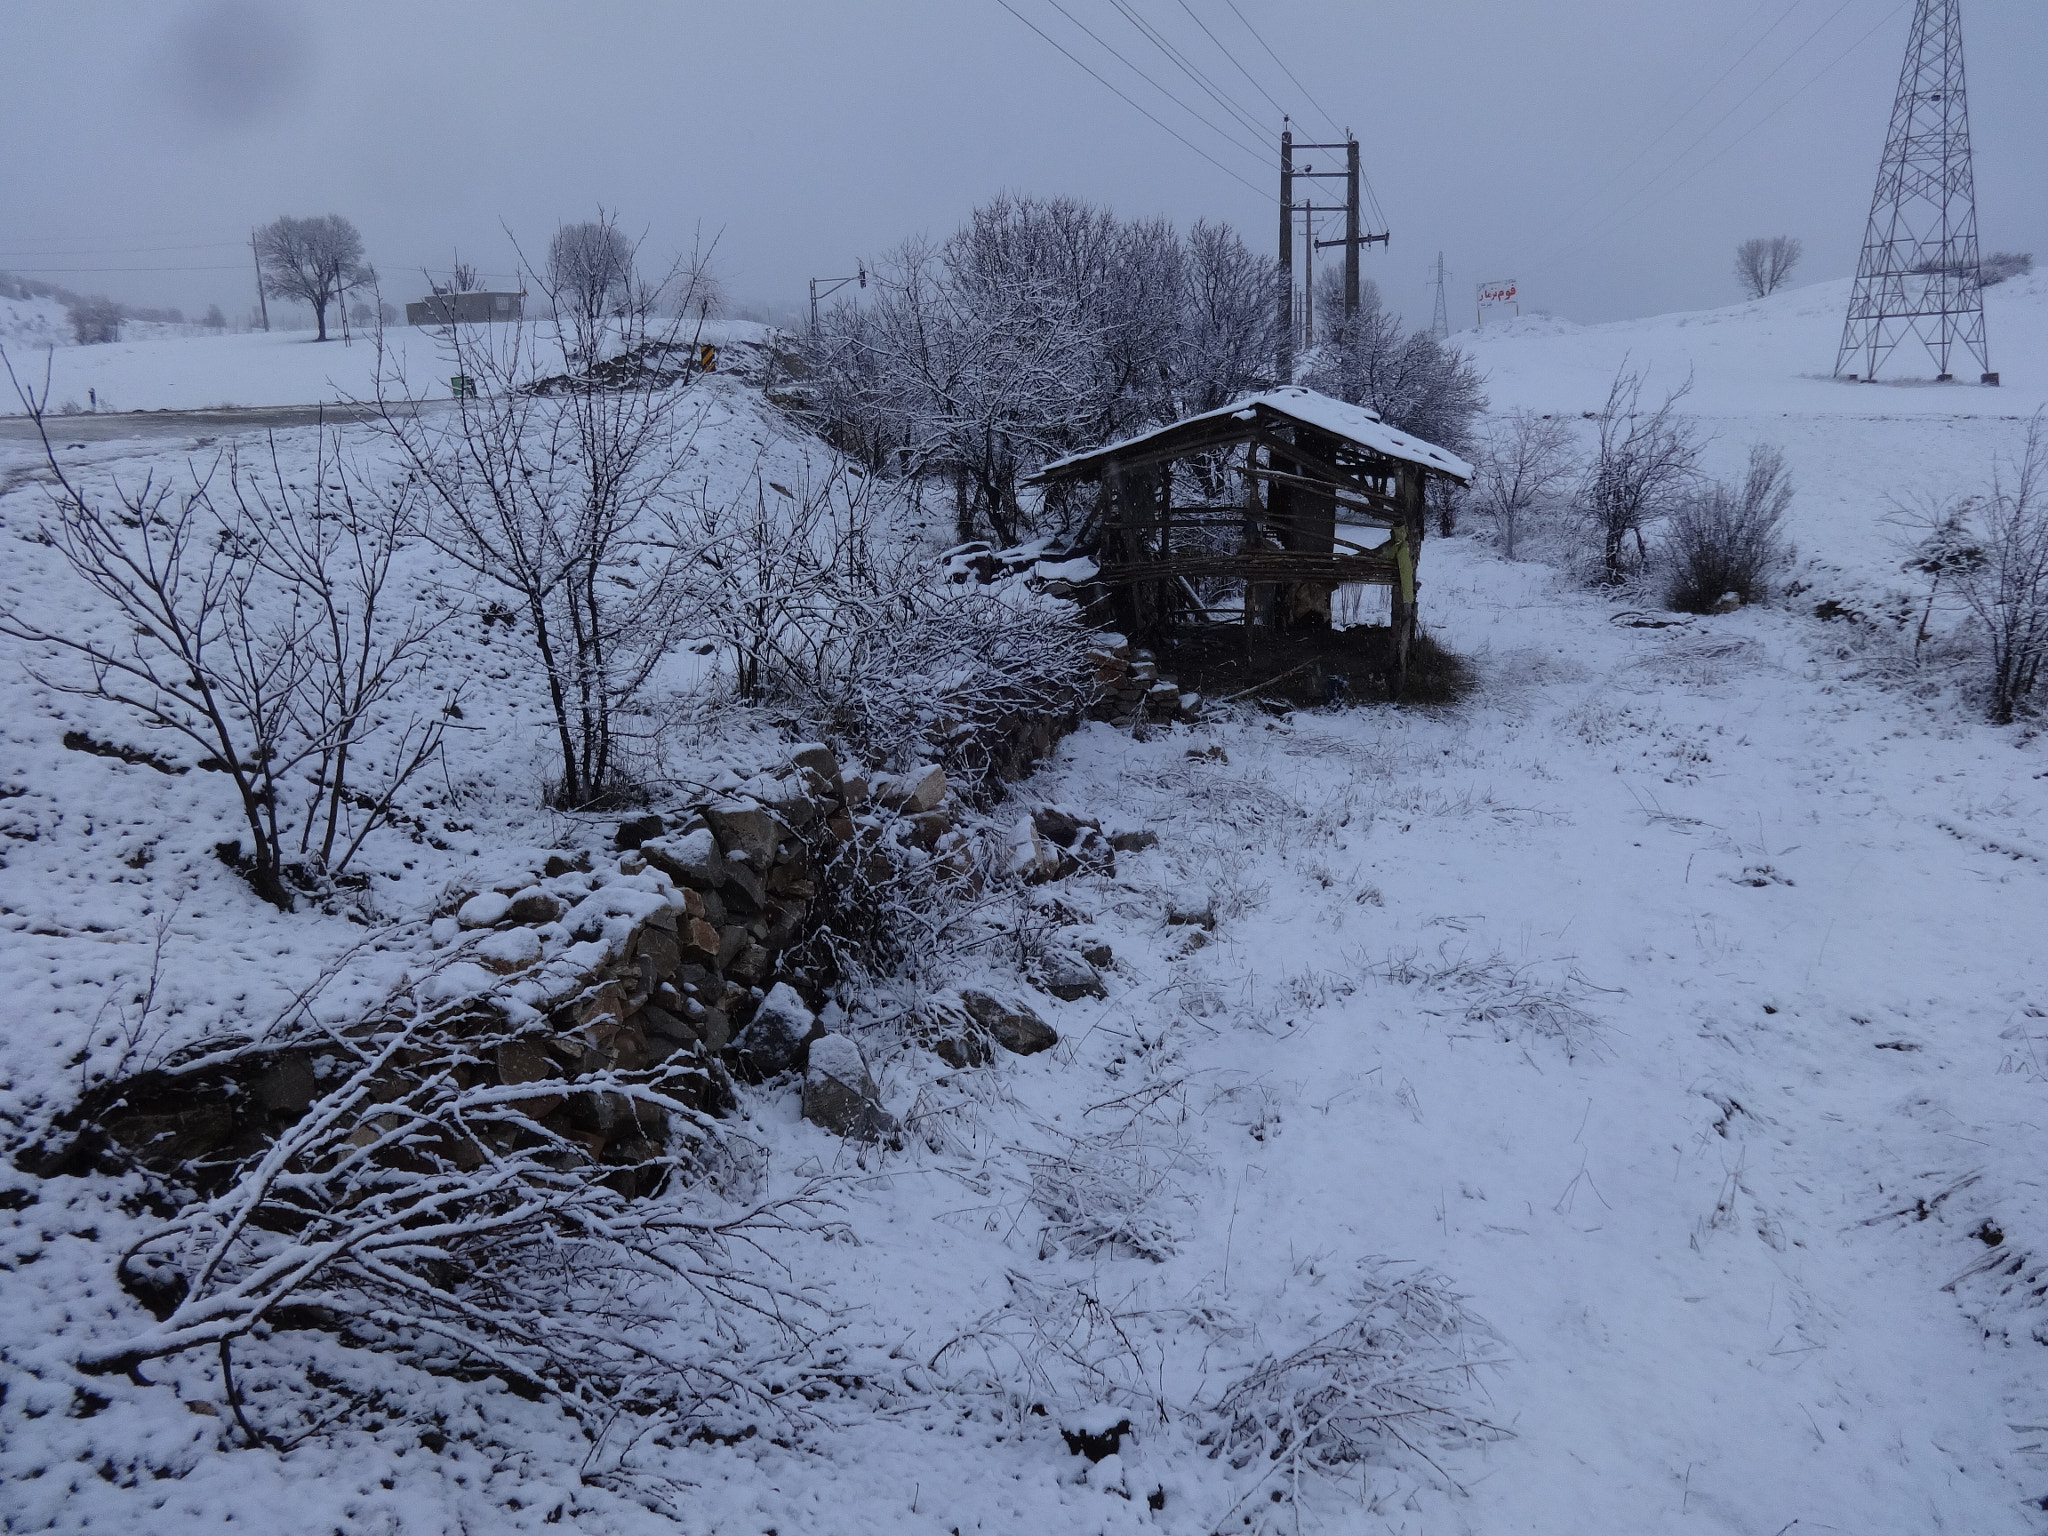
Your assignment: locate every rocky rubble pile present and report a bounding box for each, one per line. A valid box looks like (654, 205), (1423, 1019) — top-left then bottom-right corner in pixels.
(1084, 632), (1202, 728)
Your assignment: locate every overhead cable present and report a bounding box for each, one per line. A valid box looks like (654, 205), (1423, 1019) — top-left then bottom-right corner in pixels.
(1221, 0), (1342, 139)
(1106, 0), (1271, 144)
(991, 0), (1267, 194)
(1039, 0), (1270, 164)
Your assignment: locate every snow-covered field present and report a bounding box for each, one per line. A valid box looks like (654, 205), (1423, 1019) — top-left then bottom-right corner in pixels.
(0, 308), (778, 415)
(1, 282), (2044, 1534)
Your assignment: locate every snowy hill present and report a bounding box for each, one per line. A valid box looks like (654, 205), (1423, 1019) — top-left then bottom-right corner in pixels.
(1462, 273), (2048, 586)
(0, 284), (2044, 1533)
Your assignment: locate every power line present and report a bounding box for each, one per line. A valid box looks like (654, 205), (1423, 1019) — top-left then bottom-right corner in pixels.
(1521, 0), (1864, 276)
(1173, 0), (1290, 122)
(1038, 0), (1269, 164)
(0, 241), (245, 257)
(1526, 0), (1909, 280)
(1221, 0), (1341, 139)
(1520, 0), (1809, 260)
(991, 0), (1267, 194)
(1105, 0), (1270, 144)
(0, 264), (250, 274)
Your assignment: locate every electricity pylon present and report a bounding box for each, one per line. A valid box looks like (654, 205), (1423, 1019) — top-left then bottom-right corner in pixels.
(1430, 252), (1450, 341)
(1836, 0), (1993, 383)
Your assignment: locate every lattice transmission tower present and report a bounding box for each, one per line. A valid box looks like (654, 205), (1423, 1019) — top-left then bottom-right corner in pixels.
(1836, 0), (1993, 383)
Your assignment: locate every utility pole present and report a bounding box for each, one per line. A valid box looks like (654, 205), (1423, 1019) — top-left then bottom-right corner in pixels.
(1303, 209), (1316, 349)
(1286, 128), (1387, 353)
(1277, 123), (1294, 381)
(250, 229), (269, 333)
(1344, 139), (1361, 319)
(808, 263), (867, 340)
(1430, 252), (1450, 341)
(1836, 0), (1992, 383)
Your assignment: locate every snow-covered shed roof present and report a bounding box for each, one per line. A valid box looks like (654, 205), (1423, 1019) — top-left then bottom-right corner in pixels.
(1031, 386), (1474, 486)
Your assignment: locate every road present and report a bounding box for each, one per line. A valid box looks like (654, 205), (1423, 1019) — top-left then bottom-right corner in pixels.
(0, 398), (448, 444)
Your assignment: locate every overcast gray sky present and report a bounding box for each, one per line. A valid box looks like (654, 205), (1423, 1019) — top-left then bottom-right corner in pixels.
(1, 0), (2042, 329)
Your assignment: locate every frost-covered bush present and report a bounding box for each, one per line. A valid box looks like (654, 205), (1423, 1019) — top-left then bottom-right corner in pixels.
(67, 294), (122, 345)
(1203, 1263), (1502, 1479)
(1471, 409), (1579, 560)
(1663, 443), (1794, 613)
(1905, 413), (2048, 722)
(1578, 366), (1703, 585)
(0, 401), (453, 909)
(83, 967), (831, 1449)
(1980, 251), (2033, 287)
(372, 213), (720, 808)
(679, 461), (1098, 790)
(1023, 1119), (1192, 1262)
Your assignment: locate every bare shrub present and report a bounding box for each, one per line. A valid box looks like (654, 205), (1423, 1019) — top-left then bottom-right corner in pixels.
(1365, 945), (1608, 1059)
(1734, 235), (1802, 299)
(1579, 365), (1704, 585)
(1905, 412), (2048, 722)
(1204, 1262), (1504, 1482)
(1663, 443), (1793, 612)
(677, 460), (1098, 790)
(1472, 409), (1578, 559)
(1021, 1118), (1193, 1263)
(1979, 252), (2033, 287)
(67, 295), (122, 345)
(81, 967), (833, 1450)
(0, 364), (451, 908)
(930, 1271), (1168, 1425)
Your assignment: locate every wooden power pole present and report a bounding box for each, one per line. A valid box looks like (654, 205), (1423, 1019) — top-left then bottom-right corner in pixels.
(1276, 125), (1294, 382)
(250, 230), (269, 333)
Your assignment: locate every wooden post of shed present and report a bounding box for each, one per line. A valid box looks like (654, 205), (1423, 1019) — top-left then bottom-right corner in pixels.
(1390, 465), (1427, 695)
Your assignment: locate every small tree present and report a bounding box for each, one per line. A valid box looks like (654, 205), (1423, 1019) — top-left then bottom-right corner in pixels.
(1579, 365), (1703, 584)
(371, 222), (717, 806)
(0, 357), (452, 907)
(548, 217), (637, 331)
(201, 303), (227, 330)
(1663, 443), (1793, 612)
(1473, 410), (1578, 559)
(255, 214), (373, 341)
(1734, 236), (1802, 299)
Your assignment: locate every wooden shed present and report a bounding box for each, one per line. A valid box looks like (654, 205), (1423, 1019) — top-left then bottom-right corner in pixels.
(1026, 387), (1473, 694)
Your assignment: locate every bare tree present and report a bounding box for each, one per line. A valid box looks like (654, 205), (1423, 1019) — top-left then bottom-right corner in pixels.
(1579, 365), (1703, 584)
(1910, 413), (2048, 722)
(371, 224), (717, 806)
(1472, 410), (1578, 559)
(67, 295), (122, 345)
(807, 197), (1281, 545)
(449, 259), (480, 292)
(1302, 277), (1488, 462)
(1734, 235), (1802, 299)
(255, 214), (373, 341)
(548, 216), (637, 333)
(1663, 443), (1793, 611)
(0, 357), (451, 908)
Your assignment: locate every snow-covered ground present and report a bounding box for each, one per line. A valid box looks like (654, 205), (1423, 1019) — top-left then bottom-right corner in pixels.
(1, 281), (2044, 1533)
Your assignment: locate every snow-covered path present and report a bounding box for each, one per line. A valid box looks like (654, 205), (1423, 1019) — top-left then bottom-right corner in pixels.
(979, 541), (2048, 1532)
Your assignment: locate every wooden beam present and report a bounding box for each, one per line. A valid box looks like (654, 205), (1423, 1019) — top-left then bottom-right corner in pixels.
(1240, 466), (1400, 522)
